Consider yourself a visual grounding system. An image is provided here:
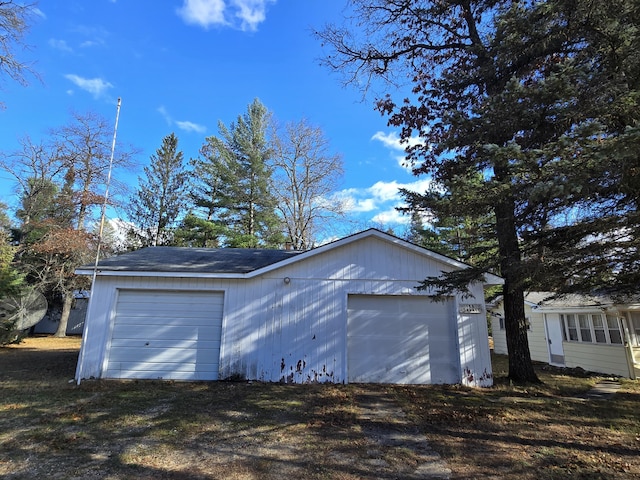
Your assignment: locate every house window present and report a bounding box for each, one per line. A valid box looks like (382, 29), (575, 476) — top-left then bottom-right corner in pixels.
(561, 313), (623, 345)
(606, 315), (623, 344)
(592, 315), (607, 344)
(499, 317), (505, 330)
(563, 314), (579, 341)
(578, 314), (592, 342)
(628, 312), (640, 347)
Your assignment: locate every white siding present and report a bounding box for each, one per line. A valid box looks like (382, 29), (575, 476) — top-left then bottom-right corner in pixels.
(77, 235), (493, 386)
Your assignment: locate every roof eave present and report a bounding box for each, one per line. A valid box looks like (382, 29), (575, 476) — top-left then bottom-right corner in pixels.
(74, 269), (247, 279)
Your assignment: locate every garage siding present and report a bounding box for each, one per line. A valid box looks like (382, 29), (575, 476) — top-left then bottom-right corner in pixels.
(104, 290), (224, 380)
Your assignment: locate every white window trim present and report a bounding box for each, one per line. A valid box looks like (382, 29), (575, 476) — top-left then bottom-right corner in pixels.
(560, 312), (624, 345)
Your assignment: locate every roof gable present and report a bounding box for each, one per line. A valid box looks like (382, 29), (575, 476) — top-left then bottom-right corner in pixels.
(251, 229), (503, 285)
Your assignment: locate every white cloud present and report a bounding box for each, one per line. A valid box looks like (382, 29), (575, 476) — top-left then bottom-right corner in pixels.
(233, 0), (272, 31)
(64, 74), (113, 98)
(371, 131), (423, 151)
(157, 105), (172, 124)
(369, 180), (404, 202)
(372, 130), (427, 171)
(335, 178), (432, 226)
(176, 120), (207, 134)
(157, 106), (206, 134)
(49, 38), (73, 52)
(372, 208), (411, 225)
(177, 0), (274, 31)
(177, 0), (227, 28)
(80, 40), (103, 48)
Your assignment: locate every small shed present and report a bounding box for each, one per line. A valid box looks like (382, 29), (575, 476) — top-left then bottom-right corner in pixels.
(75, 229), (501, 386)
(489, 292), (640, 379)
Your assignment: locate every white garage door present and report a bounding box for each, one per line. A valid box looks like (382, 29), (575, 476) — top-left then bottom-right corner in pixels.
(105, 290), (224, 380)
(347, 295), (459, 384)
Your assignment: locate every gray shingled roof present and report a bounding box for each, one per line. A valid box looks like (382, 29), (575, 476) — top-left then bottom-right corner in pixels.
(83, 247), (302, 274)
(522, 292), (639, 308)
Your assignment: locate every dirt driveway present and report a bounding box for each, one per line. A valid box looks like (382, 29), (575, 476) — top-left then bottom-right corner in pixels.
(1, 337), (450, 479)
(1, 337), (639, 479)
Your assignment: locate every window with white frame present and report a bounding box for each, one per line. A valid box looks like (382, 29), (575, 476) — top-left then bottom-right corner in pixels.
(606, 315), (623, 344)
(560, 313), (624, 345)
(628, 312), (640, 347)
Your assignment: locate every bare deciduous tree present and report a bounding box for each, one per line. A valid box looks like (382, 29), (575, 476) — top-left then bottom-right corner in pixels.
(270, 119), (344, 250)
(0, 1), (38, 103)
(52, 110), (136, 230)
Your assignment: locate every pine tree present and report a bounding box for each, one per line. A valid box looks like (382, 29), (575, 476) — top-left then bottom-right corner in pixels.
(127, 133), (189, 247)
(319, 0), (640, 383)
(189, 99), (284, 248)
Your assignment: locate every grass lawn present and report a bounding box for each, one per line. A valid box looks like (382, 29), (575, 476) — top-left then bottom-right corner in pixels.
(1, 336), (639, 479)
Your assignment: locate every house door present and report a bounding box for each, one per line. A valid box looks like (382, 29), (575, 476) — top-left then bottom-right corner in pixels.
(544, 314), (565, 366)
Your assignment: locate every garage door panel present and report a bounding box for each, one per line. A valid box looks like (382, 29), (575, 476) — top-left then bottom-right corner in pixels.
(347, 295), (459, 384)
(109, 338), (220, 350)
(113, 307), (221, 321)
(108, 346), (215, 364)
(104, 368), (217, 380)
(105, 361), (219, 373)
(111, 324), (220, 340)
(105, 290), (223, 381)
(118, 305), (222, 325)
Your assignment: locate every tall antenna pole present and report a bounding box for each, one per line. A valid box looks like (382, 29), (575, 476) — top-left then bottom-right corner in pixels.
(91, 97), (121, 284)
(76, 97), (121, 385)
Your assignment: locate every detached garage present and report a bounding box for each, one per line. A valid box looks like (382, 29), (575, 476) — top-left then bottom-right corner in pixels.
(75, 229), (501, 386)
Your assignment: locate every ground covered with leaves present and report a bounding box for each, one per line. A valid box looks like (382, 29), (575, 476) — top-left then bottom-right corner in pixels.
(1, 337), (639, 479)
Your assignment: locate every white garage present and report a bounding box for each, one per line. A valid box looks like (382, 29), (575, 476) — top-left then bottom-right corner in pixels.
(347, 295), (458, 384)
(76, 229), (501, 386)
(104, 290), (223, 380)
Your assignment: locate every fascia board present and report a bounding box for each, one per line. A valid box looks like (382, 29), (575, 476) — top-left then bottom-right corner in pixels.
(74, 269), (246, 279)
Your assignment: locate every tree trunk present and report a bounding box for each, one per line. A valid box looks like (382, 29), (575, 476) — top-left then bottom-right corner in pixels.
(54, 292), (73, 337)
(494, 190), (540, 384)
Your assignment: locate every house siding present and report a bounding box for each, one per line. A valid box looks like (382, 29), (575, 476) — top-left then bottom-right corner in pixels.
(561, 342), (630, 377)
(77, 235), (493, 386)
(491, 315), (507, 355)
(526, 310), (550, 363)
(488, 298), (637, 378)
(490, 304), (548, 363)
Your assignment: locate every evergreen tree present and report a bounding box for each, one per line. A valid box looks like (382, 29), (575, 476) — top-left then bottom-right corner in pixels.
(127, 133), (189, 247)
(189, 99), (284, 248)
(319, 0), (640, 383)
(0, 202), (24, 345)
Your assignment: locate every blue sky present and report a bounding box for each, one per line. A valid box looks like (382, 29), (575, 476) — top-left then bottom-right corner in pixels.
(0, 0), (430, 236)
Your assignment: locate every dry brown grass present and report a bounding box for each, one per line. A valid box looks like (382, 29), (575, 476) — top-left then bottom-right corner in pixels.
(1, 337), (639, 479)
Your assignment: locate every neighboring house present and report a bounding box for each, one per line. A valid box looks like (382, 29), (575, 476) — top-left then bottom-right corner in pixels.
(490, 292), (640, 379)
(33, 292), (88, 335)
(75, 229), (502, 386)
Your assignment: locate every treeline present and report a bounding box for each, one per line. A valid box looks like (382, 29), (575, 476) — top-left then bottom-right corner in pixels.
(0, 99), (344, 339)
